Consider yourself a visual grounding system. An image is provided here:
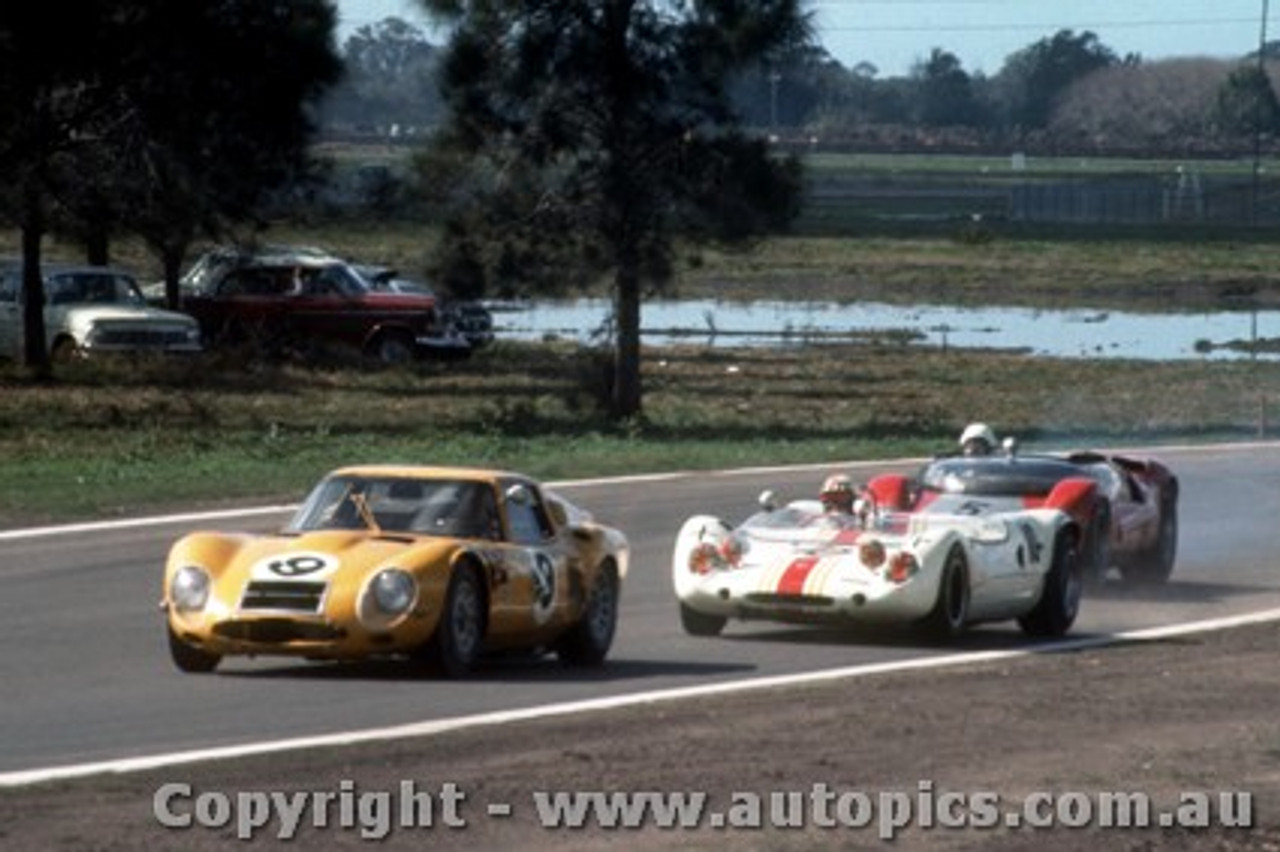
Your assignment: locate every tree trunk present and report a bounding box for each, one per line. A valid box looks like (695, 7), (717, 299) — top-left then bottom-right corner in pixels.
(611, 264), (642, 419)
(20, 184), (51, 379)
(84, 226), (110, 266)
(162, 246), (185, 311)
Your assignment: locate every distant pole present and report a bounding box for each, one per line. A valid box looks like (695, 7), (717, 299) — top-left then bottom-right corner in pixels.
(769, 71), (781, 138)
(1262, 0), (1271, 75)
(1257, 0), (1269, 436)
(1253, 0), (1270, 223)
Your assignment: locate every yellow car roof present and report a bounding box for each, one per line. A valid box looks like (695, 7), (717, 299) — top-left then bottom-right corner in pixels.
(325, 464), (525, 482)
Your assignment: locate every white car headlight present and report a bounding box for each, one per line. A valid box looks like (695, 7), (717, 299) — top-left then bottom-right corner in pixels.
(171, 566), (211, 612)
(370, 569), (417, 615)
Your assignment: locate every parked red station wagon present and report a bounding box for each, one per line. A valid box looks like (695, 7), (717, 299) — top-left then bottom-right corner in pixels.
(177, 248), (472, 363)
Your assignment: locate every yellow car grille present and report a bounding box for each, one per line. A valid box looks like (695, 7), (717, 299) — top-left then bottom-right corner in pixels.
(240, 580), (327, 614)
(212, 619), (345, 644)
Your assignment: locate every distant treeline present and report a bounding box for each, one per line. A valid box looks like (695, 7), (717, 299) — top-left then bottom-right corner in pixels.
(326, 20), (1280, 158)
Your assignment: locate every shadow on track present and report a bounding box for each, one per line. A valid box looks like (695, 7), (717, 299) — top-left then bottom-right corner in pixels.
(1086, 578), (1274, 604)
(213, 655), (755, 683)
(700, 622), (1071, 653)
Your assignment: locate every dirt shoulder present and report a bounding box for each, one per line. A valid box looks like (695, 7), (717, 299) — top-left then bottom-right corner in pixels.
(3, 620), (1277, 851)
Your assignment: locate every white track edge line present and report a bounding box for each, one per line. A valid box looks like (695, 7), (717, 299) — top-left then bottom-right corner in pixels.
(3, 607), (1278, 789)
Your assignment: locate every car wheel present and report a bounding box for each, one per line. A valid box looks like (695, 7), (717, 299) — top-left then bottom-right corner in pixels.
(556, 562), (619, 666)
(1127, 500), (1178, 586)
(923, 546), (969, 639)
(167, 626), (221, 674)
(679, 602), (727, 637)
(1018, 530), (1083, 638)
(1084, 498), (1112, 586)
(51, 337), (81, 363)
(425, 567), (486, 677)
(215, 318), (248, 347)
(367, 331), (416, 365)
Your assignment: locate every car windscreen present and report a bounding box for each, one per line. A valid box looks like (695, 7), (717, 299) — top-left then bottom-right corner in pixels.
(286, 475), (500, 539)
(47, 272), (145, 306)
(301, 263), (369, 297)
(743, 504), (870, 535)
(919, 456), (1081, 497)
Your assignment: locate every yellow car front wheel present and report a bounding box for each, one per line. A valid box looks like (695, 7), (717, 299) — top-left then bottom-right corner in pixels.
(423, 567), (486, 678)
(167, 626), (221, 674)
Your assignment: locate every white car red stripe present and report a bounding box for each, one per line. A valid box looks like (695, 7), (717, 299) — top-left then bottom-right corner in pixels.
(776, 555), (820, 595)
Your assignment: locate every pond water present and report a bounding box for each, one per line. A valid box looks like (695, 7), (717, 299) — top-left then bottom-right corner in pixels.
(490, 298), (1279, 361)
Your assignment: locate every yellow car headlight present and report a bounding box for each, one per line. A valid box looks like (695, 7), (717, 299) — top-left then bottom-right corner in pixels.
(370, 569), (417, 616)
(170, 566), (211, 612)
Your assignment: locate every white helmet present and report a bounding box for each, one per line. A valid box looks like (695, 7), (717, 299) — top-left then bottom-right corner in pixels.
(820, 474), (856, 513)
(959, 422), (997, 455)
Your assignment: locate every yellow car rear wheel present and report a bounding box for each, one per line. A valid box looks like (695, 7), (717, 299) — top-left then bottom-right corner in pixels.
(556, 562), (619, 666)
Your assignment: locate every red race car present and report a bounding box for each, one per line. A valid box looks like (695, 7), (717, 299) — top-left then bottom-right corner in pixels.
(866, 446), (1179, 585)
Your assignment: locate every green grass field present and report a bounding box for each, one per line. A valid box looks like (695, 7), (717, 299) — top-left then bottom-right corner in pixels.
(1, 338), (1275, 528)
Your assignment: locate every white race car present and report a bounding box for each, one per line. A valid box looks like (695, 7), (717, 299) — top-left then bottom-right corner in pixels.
(672, 476), (1093, 640)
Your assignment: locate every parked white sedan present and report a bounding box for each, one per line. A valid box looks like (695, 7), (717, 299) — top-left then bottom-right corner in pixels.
(672, 478), (1090, 641)
(0, 262), (202, 360)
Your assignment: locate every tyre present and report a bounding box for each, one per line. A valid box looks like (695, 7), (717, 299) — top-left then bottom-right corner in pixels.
(1019, 530), (1083, 637)
(557, 562), (620, 666)
(367, 331), (416, 365)
(424, 567), (486, 677)
(212, 317), (246, 347)
(51, 337), (80, 363)
(167, 626), (221, 673)
(679, 602), (727, 637)
(1083, 499), (1112, 586)
(923, 546), (970, 639)
(1125, 500), (1178, 586)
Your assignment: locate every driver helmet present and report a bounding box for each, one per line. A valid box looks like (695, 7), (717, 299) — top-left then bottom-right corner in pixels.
(820, 474), (856, 513)
(959, 422), (997, 456)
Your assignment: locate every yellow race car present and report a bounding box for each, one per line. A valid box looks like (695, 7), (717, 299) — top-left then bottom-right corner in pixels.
(161, 465), (629, 677)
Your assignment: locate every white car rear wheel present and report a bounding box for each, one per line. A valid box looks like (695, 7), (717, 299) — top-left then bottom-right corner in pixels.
(923, 547), (969, 640)
(1019, 531), (1082, 637)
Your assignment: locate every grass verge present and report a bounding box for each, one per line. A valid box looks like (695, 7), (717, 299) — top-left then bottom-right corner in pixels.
(1, 339), (1275, 528)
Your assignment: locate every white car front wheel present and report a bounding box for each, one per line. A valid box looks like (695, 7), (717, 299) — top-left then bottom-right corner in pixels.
(679, 602), (727, 637)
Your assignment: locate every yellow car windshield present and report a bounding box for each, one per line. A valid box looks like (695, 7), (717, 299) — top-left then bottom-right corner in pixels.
(286, 476), (502, 540)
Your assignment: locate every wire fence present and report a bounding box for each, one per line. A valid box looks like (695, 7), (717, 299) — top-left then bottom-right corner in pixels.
(805, 171), (1280, 229)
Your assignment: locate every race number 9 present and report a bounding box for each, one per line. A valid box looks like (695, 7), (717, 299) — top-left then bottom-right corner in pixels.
(251, 552), (339, 580)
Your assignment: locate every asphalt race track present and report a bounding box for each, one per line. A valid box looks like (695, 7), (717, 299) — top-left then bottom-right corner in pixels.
(2, 444), (1278, 778)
